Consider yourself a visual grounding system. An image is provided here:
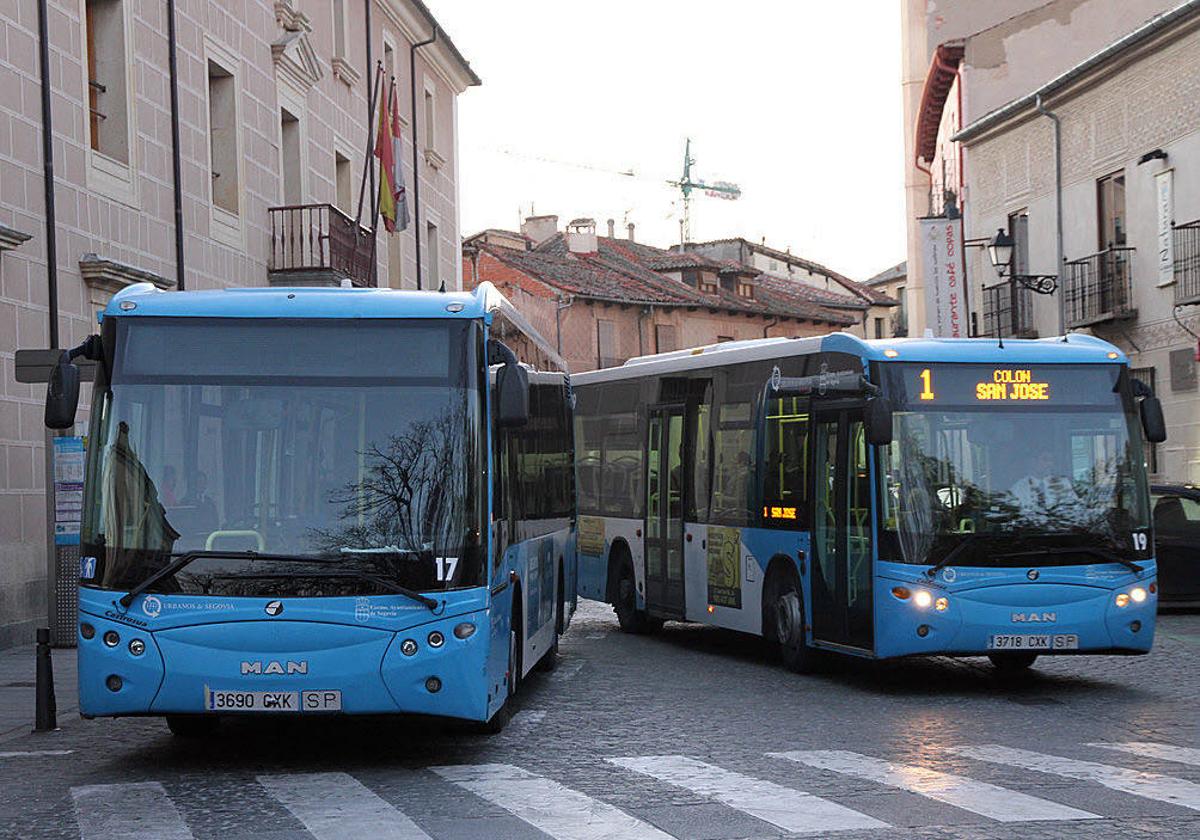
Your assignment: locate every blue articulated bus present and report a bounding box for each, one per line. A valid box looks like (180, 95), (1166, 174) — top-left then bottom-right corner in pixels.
(44, 281), (576, 734)
(573, 332), (1166, 672)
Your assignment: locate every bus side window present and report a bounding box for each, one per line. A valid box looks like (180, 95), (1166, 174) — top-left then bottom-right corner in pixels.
(689, 400), (711, 522)
(762, 396), (809, 526)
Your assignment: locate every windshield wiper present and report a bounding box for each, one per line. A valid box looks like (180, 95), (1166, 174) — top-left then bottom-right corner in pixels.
(991, 544), (1143, 573)
(925, 532), (984, 578)
(204, 569), (440, 610)
(116, 550), (366, 609)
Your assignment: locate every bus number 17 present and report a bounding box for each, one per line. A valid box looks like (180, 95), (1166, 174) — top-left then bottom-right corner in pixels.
(435, 556), (459, 582)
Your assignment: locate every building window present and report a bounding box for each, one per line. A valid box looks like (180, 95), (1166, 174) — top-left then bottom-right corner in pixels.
(207, 59), (239, 215)
(334, 151), (352, 216)
(1098, 171), (1127, 249)
(1008, 210), (1030, 274)
(717, 335), (734, 343)
(597, 319), (618, 368)
(1130, 367), (1159, 474)
(874, 317), (884, 339)
(736, 281), (754, 298)
(84, 0), (129, 164)
(280, 108), (301, 205)
(655, 325), (677, 353)
(895, 286), (908, 336)
(424, 86), (436, 152)
(426, 221), (440, 289)
(332, 0), (347, 59)
(700, 280), (718, 294)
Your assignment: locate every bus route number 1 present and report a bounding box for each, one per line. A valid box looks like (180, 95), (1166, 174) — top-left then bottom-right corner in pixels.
(919, 368), (935, 401)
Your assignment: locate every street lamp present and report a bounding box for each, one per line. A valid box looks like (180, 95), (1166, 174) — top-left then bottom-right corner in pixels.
(987, 229), (1014, 278)
(987, 228), (1057, 295)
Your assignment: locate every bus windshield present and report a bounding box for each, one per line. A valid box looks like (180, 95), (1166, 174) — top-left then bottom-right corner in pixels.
(81, 318), (486, 597)
(876, 363), (1151, 567)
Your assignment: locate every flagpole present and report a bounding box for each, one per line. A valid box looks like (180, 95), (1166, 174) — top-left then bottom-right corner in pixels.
(372, 81), (398, 233)
(355, 61), (384, 228)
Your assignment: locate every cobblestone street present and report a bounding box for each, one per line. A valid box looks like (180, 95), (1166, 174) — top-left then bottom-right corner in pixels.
(1, 600), (1198, 839)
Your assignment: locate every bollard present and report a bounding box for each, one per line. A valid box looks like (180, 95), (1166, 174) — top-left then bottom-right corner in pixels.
(34, 627), (57, 732)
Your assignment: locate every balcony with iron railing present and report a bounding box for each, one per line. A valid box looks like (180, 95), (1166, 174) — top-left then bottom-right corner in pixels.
(1064, 246), (1136, 328)
(981, 279), (1038, 339)
(1174, 220), (1200, 305)
(267, 204), (376, 287)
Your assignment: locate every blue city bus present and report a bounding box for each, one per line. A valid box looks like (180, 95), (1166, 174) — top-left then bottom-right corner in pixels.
(44, 281), (576, 734)
(573, 333), (1165, 672)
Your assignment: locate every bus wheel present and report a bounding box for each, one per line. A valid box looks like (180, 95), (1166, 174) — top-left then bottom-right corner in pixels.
(988, 652), (1038, 673)
(166, 715), (219, 738)
(765, 568), (818, 673)
(614, 559), (661, 634)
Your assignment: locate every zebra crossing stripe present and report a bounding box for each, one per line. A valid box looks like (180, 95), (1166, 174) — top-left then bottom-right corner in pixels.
(770, 749), (1099, 822)
(257, 772), (431, 840)
(950, 745), (1200, 812)
(72, 781), (193, 840)
(432, 763), (673, 840)
(608, 755), (887, 834)
(1090, 742), (1200, 767)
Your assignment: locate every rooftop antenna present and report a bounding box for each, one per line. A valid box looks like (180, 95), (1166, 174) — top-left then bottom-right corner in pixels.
(667, 138), (741, 247)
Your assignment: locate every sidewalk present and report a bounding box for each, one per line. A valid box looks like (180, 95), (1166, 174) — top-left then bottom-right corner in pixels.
(0, 643), (78, 743)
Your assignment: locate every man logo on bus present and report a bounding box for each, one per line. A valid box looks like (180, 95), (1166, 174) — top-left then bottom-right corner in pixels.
(241, 660), (308, 675)
(265, 600), (284, 616)
(1012, 612), (1057, 623)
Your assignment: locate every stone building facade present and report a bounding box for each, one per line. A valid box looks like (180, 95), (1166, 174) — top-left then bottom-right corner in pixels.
(0, 0), (477, 647)
(954, 2), (1200, 482)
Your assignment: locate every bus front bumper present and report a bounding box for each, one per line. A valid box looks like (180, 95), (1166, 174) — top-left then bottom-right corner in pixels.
(76, 608), (493, 722)
(872, 581), (1156, 659)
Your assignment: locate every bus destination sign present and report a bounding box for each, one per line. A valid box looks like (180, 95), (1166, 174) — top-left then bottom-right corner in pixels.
(880, 363), (1121, 409)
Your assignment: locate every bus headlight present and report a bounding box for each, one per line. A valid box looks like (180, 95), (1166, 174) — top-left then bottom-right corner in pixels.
(934, 597), (949, 612)
(453, 622), (476, 639)
(1130, 587), (1147, 603)
(1115, 592), (1130, 607)
(913, 590), (933, 609)
(128, 639), (145, 656)
(103, 630), (120, 647)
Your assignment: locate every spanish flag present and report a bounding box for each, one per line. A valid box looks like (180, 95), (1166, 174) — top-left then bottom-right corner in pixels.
(375, 82), (410, 233)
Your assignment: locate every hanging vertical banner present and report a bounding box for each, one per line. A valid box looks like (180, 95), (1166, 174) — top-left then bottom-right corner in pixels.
(1156, 168), (1174, 286)
(920, 216), (966, 338)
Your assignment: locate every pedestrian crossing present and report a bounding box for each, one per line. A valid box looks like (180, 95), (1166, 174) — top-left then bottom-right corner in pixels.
(66, 741), (1200, 839)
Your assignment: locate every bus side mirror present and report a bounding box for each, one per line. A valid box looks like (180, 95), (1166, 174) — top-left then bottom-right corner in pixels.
(45, 352), (81, 430)
(1141, 395), (1167, 444)
(496, 362), (529, 428)
(865, 397), (893, 446)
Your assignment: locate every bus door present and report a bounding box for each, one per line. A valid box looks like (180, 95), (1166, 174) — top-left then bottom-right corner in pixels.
(810, 406), (874, 651)
(645, 404), (686, 617)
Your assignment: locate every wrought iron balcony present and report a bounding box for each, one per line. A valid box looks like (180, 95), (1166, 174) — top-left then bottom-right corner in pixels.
(1174, 220), (1200, 305)
(267, 204), (376, 287)
(1064, 247), (1136, 328)
(981, 279), (1038, 339)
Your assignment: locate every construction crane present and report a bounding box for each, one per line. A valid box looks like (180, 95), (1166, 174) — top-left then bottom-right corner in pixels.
(668, 138), (741, 245)
(493, 139), (741, 243)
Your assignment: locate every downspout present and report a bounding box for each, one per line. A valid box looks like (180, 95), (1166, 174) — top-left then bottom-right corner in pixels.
(1036, 93), (1065, 335)
(36, 0), (58, 347)
(762, 315), (779, 339)
(167, 0), (185, 289)
(411, 21), (438, 289)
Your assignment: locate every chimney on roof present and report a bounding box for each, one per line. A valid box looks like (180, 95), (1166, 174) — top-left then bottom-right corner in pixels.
(521, 214), (558, 245)
(607, 218), (615, 238)
(627, 222), (635, 242)
(566, 218), (598, 254)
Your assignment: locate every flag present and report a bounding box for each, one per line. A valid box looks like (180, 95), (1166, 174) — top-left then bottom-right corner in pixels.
(390, 83), (410, 232)
(374, 86), (396, 232)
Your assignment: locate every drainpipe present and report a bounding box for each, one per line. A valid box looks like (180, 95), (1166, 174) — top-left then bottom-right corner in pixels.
(1036, 93), (1065, 335)
(410, 21), (438, 289)
(36, 0), (58, 348)
(167, 0), (185, 289)
(762, 315), (779, 339)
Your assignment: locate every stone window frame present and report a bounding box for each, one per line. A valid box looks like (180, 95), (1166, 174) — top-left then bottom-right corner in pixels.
(204, 37), (245, 250)
(78, 0), (138, 208)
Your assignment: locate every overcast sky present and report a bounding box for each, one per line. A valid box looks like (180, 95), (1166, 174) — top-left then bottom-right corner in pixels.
(431, 1), (906, 281)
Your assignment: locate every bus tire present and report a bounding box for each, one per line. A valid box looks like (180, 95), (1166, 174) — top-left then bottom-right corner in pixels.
(988, 652), (1038, 673)
(613, 553), (661, 634)
(166, 715), (219, 738)
(763, 563), (819, 674)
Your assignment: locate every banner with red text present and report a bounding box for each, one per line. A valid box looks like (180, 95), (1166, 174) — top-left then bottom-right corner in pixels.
(920, 216), (966, 338)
